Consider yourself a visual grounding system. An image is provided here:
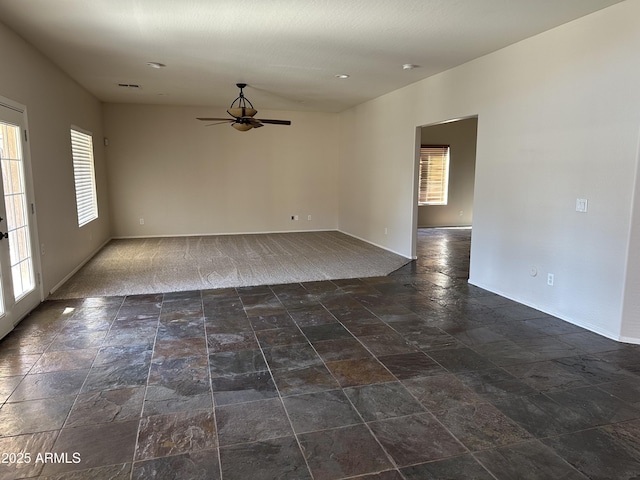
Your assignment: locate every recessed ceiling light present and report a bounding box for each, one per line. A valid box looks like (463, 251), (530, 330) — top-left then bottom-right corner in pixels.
(146, 62), (166, 69)
(402, 64), (420, 70)
(335, 74), (350, 79)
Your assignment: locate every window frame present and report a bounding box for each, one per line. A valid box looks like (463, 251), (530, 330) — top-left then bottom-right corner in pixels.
(418, 145), (450, 206)
(70, 126), (98, 227)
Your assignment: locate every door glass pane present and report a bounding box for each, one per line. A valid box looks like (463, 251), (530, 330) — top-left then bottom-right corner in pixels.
(0, 122), (34, 300)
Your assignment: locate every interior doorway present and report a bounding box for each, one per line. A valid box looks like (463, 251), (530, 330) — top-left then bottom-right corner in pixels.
(411, 116), (478, 274)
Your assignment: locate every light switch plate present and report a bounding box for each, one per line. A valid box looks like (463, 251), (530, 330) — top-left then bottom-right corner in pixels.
(576, 198), (588, 213)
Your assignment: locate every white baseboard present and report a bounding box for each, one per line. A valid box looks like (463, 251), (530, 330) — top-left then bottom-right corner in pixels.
(338, 230), (412, 259)
(467, 278), (633, 344)
(111, 228), (335, 240)
(49, 238), (112, 295)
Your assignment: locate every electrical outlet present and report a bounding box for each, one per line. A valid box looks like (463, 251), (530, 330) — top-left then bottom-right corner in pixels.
(139, 218), (145, 225)
(547, 273), (554, 286)
(307, 215), (312, 221)
(384, 227), (388, 235)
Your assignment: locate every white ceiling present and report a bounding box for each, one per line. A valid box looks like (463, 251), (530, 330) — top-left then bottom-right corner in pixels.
(0, 0), (625, 113)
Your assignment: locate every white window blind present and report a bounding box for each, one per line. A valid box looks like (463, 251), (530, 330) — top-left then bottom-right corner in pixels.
(70, 128), (98, 226)
(418, 145), (450, 205)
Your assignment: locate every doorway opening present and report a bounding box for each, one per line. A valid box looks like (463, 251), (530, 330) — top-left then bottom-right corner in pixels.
(411, 116), (478, 280)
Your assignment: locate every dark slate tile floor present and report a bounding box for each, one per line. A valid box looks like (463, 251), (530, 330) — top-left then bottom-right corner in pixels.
(2, 228), (640, 479)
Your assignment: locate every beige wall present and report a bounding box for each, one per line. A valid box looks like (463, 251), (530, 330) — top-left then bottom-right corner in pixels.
(338, 1), (640, 342)
(0, 22), (109, 296)
(104, 104), (339, 237)
(418, 118), (477, 228)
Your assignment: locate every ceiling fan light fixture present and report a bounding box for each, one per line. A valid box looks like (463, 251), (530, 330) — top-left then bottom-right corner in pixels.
(227, 106), (258, 118)
(232, 122), (253, 131)
(228, 83), (258, 118)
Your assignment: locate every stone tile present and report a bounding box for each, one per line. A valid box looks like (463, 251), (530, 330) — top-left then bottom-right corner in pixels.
(40, 463), (132, 480)
(452, 326), (508, 346)
(93, 344), (152, 368)
(209, 349), (268, 377)
(472, 340), (540, 366)
(491, 393), (591, 438)
(149, 355), (209, 386)
(271, 365), (340, 396)
(313, 338), (372, 362)
(456, 368), (537, 402)
(301, 323), (353, 343)
(135, 410), (217, 461)
(156, 317), (205, 340)
(401, 454), (494, 480)
(0, 353), (41, 377)
(143, 384), (213, 416)
(66, 387), (145, 427)
(210, 371), (278, 406)
(205, 315), (252, 334)
(0, 375), (21, 403)
(298, 424), (392, 480)
(41, 420), (139, 476)
(558, 331), (627, 354)
(255, 327), (306, 348)
(0, 431), (57, 480)
(368, 413), (466, 466)
(133, 450), (217, 479)
(154, 336), (208, 360)
(262, 343), (322, 371)
(358, 333), (420, 356)
(345, 382), (425, 421)
(544, 428), (640, 479)
(350, 471), (404, 480)
(552, 354), (638, 385)
(81, 364), (150, 393)
(220, 436), (311, 480)
(325, 357), (395, 387)
(546, 385), (640, 427)
(289, 307), (338, 327)
(378, 351), (446, 379)
(403, 374), (483, 412)
(216, 398), (292, 445)
(249, 313), (296, 331)
(427, 347), (497, 372)
(512, 336), (579, 361)
(344, 322), (396, 337)
(434, 403), (532, 451)
(0, 395), (76, 436)
(476, 440), (588, 480)
(30, 348), (98, 374)
(504, 360), (589, 392)
(601, 418), (640, 454)
(283, 389), (362, 433)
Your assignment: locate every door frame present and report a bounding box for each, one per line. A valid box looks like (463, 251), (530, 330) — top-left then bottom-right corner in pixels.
(0, 95), (44, 333)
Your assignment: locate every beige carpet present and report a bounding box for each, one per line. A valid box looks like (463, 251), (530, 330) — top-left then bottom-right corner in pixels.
(50, 231), (410, 299)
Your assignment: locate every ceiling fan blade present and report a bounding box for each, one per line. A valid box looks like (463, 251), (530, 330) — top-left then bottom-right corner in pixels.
(205, 121), (233, 127)
(197, 117), (233, 121)
(256, 119), (292, 125)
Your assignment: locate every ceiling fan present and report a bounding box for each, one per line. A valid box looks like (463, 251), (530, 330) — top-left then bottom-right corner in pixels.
(197, 83), (292, 131)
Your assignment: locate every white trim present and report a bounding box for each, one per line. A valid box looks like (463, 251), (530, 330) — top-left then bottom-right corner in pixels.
(111, 228), (336, 240)
(338, 230), (412, 259)
(48, 238), (111, 295)
(467, 277), (628, 343)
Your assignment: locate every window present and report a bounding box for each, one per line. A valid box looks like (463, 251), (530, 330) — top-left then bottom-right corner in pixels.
(418, 145), (450, 205)
(70, 127), (98, 226)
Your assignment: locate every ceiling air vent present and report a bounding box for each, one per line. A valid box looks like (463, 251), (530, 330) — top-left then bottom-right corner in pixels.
(118, 83), (141, 88)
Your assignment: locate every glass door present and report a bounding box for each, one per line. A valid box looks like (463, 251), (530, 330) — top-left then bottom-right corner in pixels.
(0, 102), (41, 340)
